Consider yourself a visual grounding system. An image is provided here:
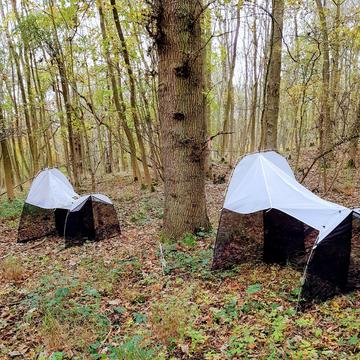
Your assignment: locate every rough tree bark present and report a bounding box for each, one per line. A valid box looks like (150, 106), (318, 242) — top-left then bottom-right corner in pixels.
(153, 0), (210, 240)
(262, 0), (284, 150)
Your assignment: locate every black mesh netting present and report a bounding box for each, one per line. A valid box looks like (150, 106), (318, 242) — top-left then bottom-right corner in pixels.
(213, 208), (359, 307)
(300, 214), (353, 306)
(18, 204), (56, 242)
(212, 208), (309, 270)
(64, 199), (96, 247)
(55, 208), (68, 237)
(92, 200), (121, 240)
(64, 198), (120, 247)
(212, 208), (263, 269)
(263, 209), (305, 265)
(347, 214), (360, 290)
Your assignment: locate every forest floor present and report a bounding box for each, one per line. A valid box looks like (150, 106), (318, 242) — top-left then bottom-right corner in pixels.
(1, 153), (360, 359)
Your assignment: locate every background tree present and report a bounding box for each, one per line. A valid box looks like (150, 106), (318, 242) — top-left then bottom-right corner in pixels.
(0, 0), (359, 197)
(261, 0), (285, 150)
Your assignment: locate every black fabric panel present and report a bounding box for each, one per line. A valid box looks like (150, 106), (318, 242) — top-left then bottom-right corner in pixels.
(54, 209), (68, 237)
(348, 214), (360, 290)
(212, 209), (263, 270)
(17, 204), (56, 242)
(263, 209), (305, 265)
(92, 201), (121, 241)
(64, 199), (95, 247)
(301, 214), (352, 306)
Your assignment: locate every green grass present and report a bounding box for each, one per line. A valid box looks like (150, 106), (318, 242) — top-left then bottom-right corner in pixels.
(0, 197), (24, 219)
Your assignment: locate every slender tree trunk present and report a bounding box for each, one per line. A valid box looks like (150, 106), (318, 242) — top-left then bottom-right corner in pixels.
(96, 0), (141, 182)
(262, 0), (284, 150)
(135, 72), (161, 180)
(330, 1), (341, 130)
(10, 131), (22, 190)
(32, 51), (53, 167)
(9, 0), (40, 174)
(204, 7), (212, 177)
(154, 0), (210, 240)
(110, 0), (152, 187)
(315, 0), (332, 156)
(53, 79), (71, 174)
(221, 6), (241, 158)
(6, 41), (38, 173)
(249, 7), (258, 152)
(4, 61), (30, 176)
(0, 103), (15, 200)
(316, 0), (332, 190)
(348, 98), (360, 168)
(48, 1), (80, 188)
(56, 56), (80, 188)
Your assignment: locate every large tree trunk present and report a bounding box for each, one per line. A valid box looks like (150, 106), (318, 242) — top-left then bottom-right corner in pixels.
(262, 0), (284, 150)
(154, 0), (210, 240)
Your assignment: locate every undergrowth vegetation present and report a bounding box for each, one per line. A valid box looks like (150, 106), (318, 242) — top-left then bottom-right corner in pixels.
(0, 197), (24, 228)
(0, 256), (25, 281)
(0, 181), (359, 359)
(0, 197), (24, 219)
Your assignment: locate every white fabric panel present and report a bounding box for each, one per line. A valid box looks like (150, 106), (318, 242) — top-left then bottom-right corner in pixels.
(224, 151), (352, 243)
(91, 193), (113, 205)
(257, 151), (295, 178)
(26, 169), (78, 209)
(69, 195), (91, 212)
(353, 209), (360, 219)
(69, 193), (113, 212)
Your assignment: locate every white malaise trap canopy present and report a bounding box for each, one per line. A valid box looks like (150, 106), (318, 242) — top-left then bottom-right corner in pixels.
(25, 168), (78, 209)
(18, 169), (121, 245)
(223, 151), (352, 243)
(213, 151), (360, 307)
